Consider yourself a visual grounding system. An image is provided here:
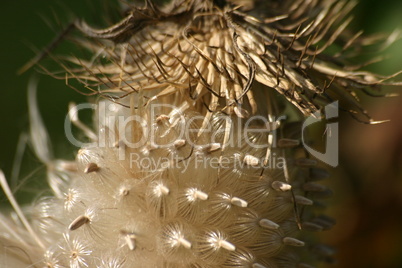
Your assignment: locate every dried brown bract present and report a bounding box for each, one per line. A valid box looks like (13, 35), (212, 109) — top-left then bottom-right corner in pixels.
(43, 0), (401, 122)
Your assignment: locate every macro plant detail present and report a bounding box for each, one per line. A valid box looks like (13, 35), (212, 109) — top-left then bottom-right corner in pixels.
(0, 0), (401, 267)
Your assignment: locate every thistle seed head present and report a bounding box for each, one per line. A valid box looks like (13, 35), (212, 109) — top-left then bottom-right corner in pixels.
(1, 0), (401, 267)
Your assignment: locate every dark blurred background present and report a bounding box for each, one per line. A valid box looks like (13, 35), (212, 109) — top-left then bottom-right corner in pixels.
(0, 0), (401, 267)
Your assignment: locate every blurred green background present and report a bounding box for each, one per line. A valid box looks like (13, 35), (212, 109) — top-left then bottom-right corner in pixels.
(0, 0), (401, 267)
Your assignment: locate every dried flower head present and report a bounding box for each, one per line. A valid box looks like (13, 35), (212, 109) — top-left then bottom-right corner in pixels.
(1, 0), (401, 268)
